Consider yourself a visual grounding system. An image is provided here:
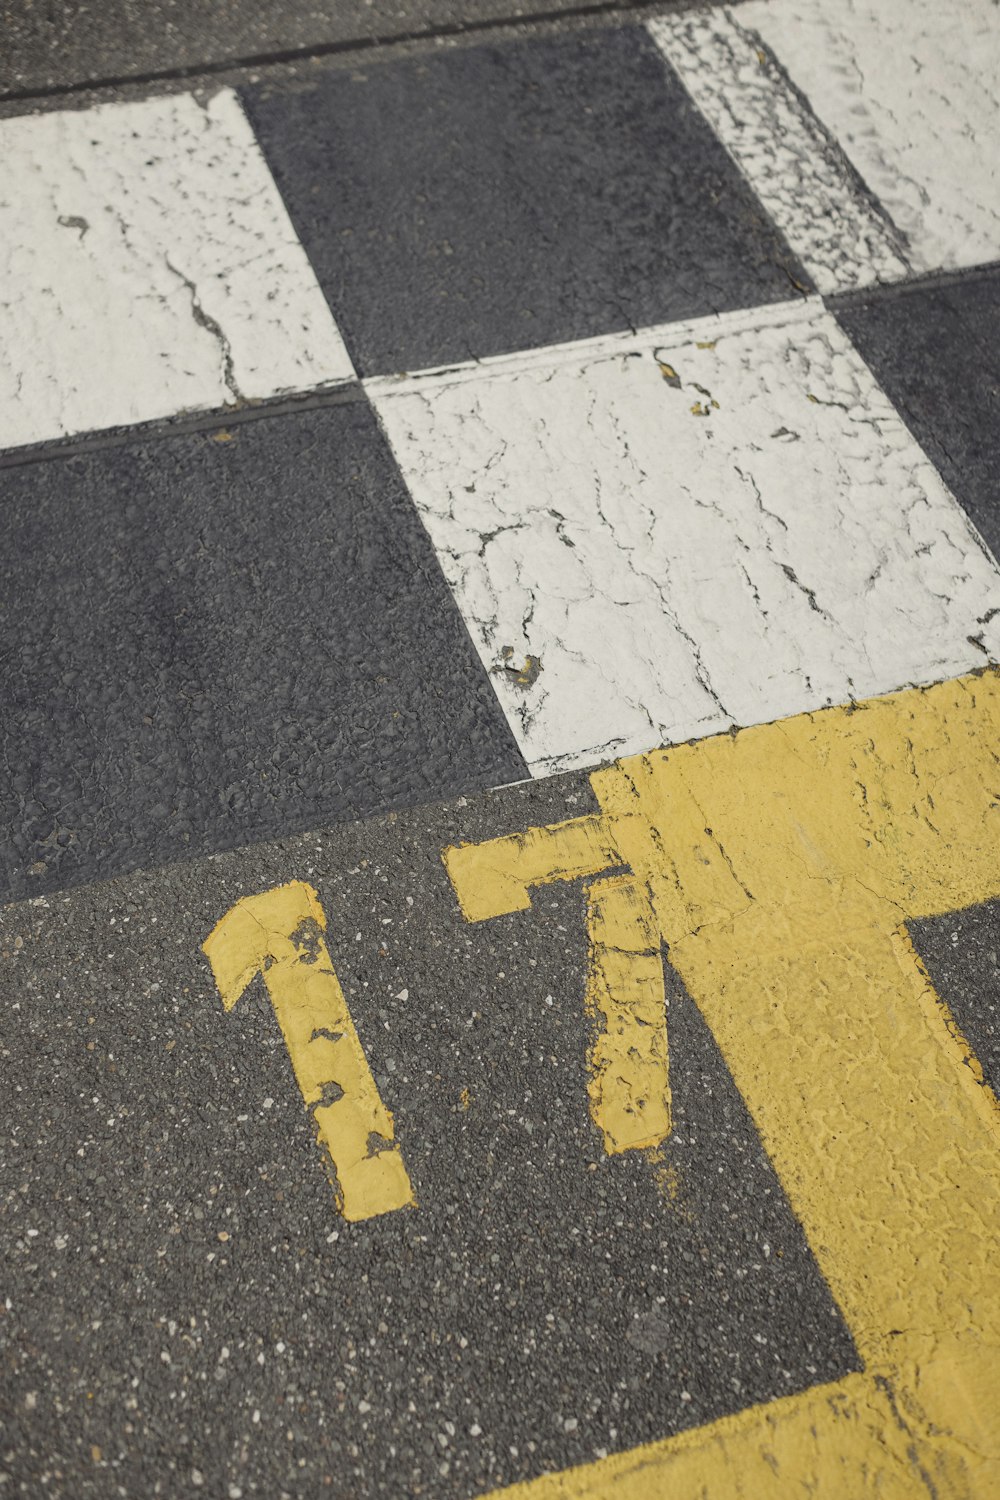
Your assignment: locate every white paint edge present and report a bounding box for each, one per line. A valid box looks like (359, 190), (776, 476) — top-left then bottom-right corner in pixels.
(363, 295), (822, 400)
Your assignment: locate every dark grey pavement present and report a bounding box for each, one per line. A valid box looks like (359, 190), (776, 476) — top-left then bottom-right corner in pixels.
(911, 899), (1000, 1101)
(0, 0), (668, 99)
(1, 772), (855, 1500)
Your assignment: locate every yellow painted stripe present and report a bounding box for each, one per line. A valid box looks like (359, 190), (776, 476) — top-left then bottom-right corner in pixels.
(487, 1372), (937, 1498)
(447, 669), (1000, 1497)
(443, 814), (619, 922)
(584, 874), (669, 1154)
(203, 881), (414, 1222)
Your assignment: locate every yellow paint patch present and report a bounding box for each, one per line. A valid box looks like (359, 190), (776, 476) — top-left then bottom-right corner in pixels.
(203, 881), (414, 1223)
(446, 669), (1000, 1497)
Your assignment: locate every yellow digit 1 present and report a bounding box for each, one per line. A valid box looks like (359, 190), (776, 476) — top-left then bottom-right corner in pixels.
(202, 881), (414, 1223)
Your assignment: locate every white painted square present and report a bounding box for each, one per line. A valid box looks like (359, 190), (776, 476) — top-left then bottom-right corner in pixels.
(652, 0), (1000, 291)
(0, 90), (354, 450)
(370, 300), (1000, 775)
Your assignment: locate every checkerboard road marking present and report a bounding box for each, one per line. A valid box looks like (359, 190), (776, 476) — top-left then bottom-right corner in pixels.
(0, 89), (354, 451)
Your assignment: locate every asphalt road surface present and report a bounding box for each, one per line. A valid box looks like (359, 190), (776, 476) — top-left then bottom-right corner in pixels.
(2, 1), (999, 1496)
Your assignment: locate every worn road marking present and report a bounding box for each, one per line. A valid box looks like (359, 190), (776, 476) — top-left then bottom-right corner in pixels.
(655, 1), (1000, 290)
(448, 668), (1000, 1496)
(203, 880), (414, 1222)
(584, 874), (670, 1155)
(372, 299), (1000, 776)
(649, 10), (910, 294)
(0, 89), (353, 451)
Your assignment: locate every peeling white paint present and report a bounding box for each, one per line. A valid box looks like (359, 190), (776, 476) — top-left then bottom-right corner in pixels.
(648, 10), (910, 295)
(369, 300), (1000, 775)
(0, 89), (354, 450)
(652, 0), (1000, 289)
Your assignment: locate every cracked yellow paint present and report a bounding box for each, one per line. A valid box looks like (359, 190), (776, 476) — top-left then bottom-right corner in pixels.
(203, 881), (414, 1222)
(584, 874), (670, 1153)
(447, 669), (1000, 1497)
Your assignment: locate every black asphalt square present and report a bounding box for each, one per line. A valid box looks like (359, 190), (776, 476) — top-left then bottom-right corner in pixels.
(244, 25), (810, 375)
(0, 399), (526, 902)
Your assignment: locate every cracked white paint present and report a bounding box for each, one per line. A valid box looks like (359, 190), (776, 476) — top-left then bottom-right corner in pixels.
(0, 89), (354, 450)
(652, 0), (1000, 290)
(369, 300), (1000, 775)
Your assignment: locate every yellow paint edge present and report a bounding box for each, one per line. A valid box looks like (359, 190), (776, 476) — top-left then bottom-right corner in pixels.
(481, 1370), (936, 1499)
